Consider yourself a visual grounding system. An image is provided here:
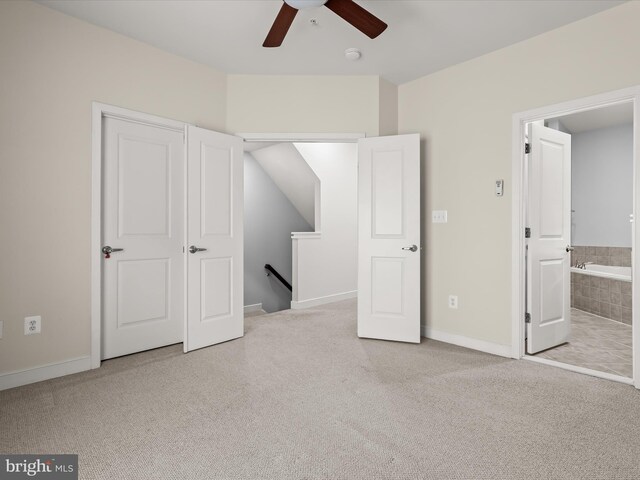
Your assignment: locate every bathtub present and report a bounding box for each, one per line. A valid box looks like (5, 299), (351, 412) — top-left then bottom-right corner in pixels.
(570, 264), (632, 282)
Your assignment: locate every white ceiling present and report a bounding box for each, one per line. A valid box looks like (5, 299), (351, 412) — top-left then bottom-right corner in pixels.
(552, 102), (634, 134)
(39, 0), (624, 85)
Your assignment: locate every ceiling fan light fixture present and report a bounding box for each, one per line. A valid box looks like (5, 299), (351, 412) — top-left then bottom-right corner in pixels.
(284, 0), (328, 10)
(264, 0), (387, 48)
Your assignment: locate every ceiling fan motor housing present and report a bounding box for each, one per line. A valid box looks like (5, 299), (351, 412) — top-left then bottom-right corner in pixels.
(284, 0), (328, 9)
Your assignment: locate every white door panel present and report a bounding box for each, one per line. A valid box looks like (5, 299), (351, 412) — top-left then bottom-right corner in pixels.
(358, 134), (421, 343)
(527, 124), (572, 354)
(102, 118), (184, 359)
(185, 126), (244, 352)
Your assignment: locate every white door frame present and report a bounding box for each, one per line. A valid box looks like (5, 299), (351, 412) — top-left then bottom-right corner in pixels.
(91, 125), (364, 368)
(238, 133), (365, 143)
(511, 86), (640, 389)
(91, 102), (186, 369)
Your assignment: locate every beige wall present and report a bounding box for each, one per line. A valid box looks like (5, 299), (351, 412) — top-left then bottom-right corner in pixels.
(4, 0), (637, 378)
(398, 1), (640, 347)
(226, 74), (381, 136)
(0, 1), (227, 373)
(378, 78), (398, 136)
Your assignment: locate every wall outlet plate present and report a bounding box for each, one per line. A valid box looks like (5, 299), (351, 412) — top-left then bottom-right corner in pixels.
(24, 316), (41, 335)
(448, 295), (458, 309)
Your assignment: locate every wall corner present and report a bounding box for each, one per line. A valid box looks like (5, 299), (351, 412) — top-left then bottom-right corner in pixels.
(378, 77), (399, 136)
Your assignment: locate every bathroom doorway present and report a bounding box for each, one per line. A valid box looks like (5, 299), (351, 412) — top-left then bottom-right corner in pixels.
(534, 103), (633, 378)
(511, 86), (640, 388)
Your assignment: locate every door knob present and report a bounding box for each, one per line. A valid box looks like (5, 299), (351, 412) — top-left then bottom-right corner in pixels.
(189, 245), (208, 254)
(102, 246), (123, 258)
(402, 245), (418, 252)
(566, 245), (575, 252)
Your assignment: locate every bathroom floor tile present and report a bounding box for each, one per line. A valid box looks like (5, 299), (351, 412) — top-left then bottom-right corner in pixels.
(534, 308), (632, 378)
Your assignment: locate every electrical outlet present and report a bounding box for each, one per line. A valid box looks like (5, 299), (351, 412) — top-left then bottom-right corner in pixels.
(448, 295), (458, 309)
(24, 316), (41, 335)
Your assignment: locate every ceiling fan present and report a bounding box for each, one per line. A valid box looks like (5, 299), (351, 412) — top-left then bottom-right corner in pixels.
(263, 0), (388, 47)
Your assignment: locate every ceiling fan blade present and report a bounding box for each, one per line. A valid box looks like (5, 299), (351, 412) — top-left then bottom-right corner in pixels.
(324, 0), (387, 39)
(263, 2), (299, 47)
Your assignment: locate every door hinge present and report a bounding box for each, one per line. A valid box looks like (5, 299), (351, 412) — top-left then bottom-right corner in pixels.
(525, 312), (531, 324)
(525, 227), (531, 238)
(525, 143), (531, 154)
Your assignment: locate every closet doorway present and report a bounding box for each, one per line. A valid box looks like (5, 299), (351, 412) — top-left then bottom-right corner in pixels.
(91, 104), (244, 366)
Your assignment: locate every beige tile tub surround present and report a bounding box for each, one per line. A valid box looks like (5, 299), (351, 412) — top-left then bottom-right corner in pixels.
(571, 246), (631, 267)
(570, 246), (632, 325)
(571, 272), (632, 325)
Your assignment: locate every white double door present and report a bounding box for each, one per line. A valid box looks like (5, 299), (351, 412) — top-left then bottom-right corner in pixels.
(102, 118), (243, 360)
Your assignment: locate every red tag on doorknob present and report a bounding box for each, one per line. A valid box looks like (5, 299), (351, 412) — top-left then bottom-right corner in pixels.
(105, 253), (110, 259)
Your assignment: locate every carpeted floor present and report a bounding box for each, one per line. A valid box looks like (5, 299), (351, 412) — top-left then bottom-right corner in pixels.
(1, 299), (639, 479)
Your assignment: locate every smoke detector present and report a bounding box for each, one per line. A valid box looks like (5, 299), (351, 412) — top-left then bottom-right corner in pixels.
(345, 48), (362, 61)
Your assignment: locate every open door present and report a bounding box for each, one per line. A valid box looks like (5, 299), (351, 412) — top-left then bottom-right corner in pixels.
(527, 123), (572, 354)
(357, 134), (421, 343)
(185, 126), (244, 352)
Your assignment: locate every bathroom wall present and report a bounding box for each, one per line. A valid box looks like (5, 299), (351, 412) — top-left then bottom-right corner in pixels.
(572, 123), (633, 247)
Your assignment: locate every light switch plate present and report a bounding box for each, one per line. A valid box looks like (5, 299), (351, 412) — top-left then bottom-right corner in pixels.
(432, 210), (448, 223)
(0, 320), (3, 339)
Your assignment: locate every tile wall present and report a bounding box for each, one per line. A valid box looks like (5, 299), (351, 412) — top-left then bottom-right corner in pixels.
(570, 246), (632, 325)
(570, 246), (631, 267)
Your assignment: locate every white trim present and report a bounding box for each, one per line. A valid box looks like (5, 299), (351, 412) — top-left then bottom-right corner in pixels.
(291, 290), (357, 309)
(523, 356), (634, 386)
(291, 231), (322, 239)
(91, 102), (187, 369)
(0, 356), (92, 391)
(244, 303), (263, 314)
(511, 86), (640, 388)
(421, 326), (512, 358)
(238, 132), (365, 143)
(102, 113), (184, 133)
(182, 125), (189, 354)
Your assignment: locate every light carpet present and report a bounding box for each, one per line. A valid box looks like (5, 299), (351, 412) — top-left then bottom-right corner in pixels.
(1, 299), (639, 479)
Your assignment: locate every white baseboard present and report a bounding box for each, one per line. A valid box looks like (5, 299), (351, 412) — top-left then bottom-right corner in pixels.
(244, 303), (263, 314)
(422, 326), (512, 358)
(0, 356), (92, 391)
(291, 290), (357, 309)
